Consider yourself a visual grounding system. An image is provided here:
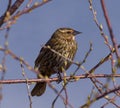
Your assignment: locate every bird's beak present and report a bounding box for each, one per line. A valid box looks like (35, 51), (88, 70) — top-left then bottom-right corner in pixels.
(73, 30), (82, 36)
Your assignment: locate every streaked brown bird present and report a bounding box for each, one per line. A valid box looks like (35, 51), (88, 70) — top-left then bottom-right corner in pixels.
(31, 27), (81, 96)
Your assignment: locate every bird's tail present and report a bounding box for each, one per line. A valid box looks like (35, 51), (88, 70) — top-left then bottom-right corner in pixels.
(31, 82), (46, 96)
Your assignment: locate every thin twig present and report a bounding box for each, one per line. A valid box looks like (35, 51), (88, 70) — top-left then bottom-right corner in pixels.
(0, 0), (24, 27)
(26, 0), (33, 8)
(101, 0), (120, 59)
(88, 0), (115, 73)
(72, 42), (93, 76)
(101, 96), (117, 108)
(49, 83), (73, 108)
(0, 0), (52, 30)
(5, 0), (52, 23)
(20, 61), (32, 108)
(80, 85), (120, 108)
(0, 0), (12, 26)
(87, 44), (120, 75)
(0, 74), (120, 84)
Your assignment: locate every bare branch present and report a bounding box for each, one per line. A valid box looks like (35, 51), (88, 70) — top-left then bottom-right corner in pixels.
(20, 62), (32, 108)
(0, 0), (24, 27)
(0, 74), (120, 84)
(101, 0), (120, 59)
(80, 85), (120, 108)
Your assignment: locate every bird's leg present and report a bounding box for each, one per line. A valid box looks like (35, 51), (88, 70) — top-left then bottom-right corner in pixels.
(57, 71), (62, 83)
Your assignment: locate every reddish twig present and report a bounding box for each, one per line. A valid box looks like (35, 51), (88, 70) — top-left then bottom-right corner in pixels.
(80, 85), (120, 108)
(88, 0), (115, 73)
(86, 44), (120, 76)
(8, 0), (24, 15)
(101, 0), (120, 59)
(0, 74), (120, 84)
(7, 0), (52, 21)
(0, 0), (52, 30)
(0, 0), (12, 26)
(0, 0), (24, 27)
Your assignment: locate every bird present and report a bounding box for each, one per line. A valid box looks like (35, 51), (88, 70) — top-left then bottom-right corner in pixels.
(31, 27), (81, 96)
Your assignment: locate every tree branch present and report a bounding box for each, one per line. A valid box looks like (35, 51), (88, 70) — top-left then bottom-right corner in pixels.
(80, 85), (120, 108)
(0, 0), (24, 27)
(0, 74), (120, 84)
(101, 0), (120, 59)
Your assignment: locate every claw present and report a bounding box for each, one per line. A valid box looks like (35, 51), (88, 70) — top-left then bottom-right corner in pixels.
(57, 71), (62, 83)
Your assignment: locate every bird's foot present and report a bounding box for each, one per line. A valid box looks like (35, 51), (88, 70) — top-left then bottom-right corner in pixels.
(57, 72), (62, 83)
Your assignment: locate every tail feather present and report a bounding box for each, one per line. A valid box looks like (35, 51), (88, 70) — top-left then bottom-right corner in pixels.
(31, 82), (46, 96)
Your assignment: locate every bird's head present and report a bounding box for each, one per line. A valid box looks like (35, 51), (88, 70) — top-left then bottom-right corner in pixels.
(53, 28), (81, 40)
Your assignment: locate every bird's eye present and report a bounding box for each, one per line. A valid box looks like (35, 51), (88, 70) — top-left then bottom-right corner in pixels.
(66, 31), (72, 34)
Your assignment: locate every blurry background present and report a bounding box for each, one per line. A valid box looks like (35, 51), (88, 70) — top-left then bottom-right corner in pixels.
(0, 0), (120, 108)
